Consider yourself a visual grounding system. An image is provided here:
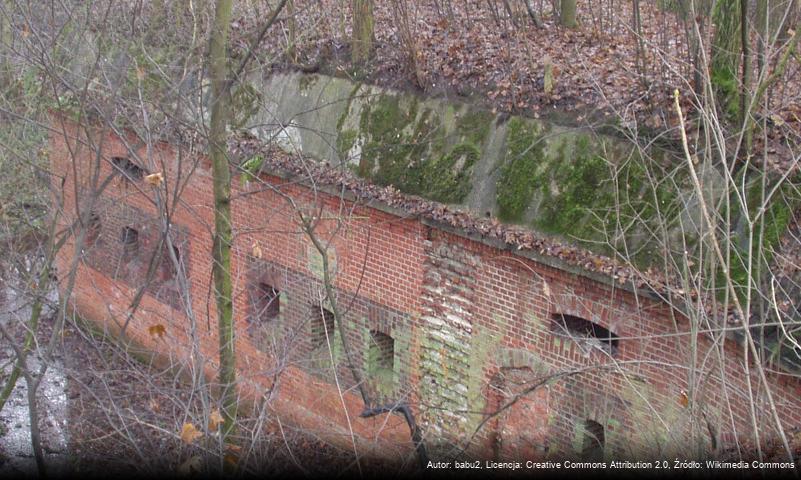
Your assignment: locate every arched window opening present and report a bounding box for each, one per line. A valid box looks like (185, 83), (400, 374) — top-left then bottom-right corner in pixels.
(253, 283), (280, 324)
(111, 156), (145, 181)
(121, 226), (139, 257)
(552, 313), (619, 355)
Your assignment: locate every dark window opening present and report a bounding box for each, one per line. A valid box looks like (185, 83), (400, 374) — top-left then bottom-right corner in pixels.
(121, 226), (139, 256)
(311, 307), (336, 349)
(580, 419), (605, 460)
(86, 212), (101, 245)
(112, 156), (145, 181)
(368, 330), (394, 372)
(253, 283), (280, 323)
(552, 313), (619, 355)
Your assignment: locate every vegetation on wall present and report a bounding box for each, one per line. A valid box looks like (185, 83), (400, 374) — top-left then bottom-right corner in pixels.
(352, 94), (492, 205)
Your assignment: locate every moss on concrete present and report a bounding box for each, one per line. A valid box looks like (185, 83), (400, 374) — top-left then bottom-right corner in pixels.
(336, 128), (358, 159)
(297, 73), (320, 93)
(726, 174), (800, 298)
(256, 73), (799, 279)
(533, 135), (614, 237)
(352, 93), (490, 204)
(496, 117), (547, 221)
(423, 143), (482, 203)
(231, 83), (262, 129)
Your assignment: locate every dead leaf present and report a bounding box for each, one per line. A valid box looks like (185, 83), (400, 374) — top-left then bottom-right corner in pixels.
(770, 113), (785, 127)
(208, 409), (224, 431)
(178, 455), (203, 475)
(224, 453), (238, 467)
(224, 444), (242, 467)
(144, 172), (164, 186)
(252, 241), (262, 259)
(678, 390), (689, 408)
(180, 422), (203, 444)
(148, 324), (166, 338)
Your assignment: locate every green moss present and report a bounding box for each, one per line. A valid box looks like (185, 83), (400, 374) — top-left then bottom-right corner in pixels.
(496, 124), (617, 239)
(230, 83), (262, 129)
(496, 118), (546, 222)
(336, 129), (358, 160)
(534, 136), (614, 237)
(495, 124), (684, 268)
(423, 143), (481, 204)
(343, 93), (494, 205)
(358, 94), (416, 178)
(455, 109), (492, 147)
(609, 152), (681, 266)
(711, 65), (740, 119)
(710, 0), (742, 120)
(726, 176), (798, 298)
(239, 154), (265, 186)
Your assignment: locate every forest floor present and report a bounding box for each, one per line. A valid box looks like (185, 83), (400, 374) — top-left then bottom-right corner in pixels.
(242, 0), (801, 169)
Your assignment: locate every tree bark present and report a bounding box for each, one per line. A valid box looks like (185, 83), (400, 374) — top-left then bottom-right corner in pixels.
(560, 0), (577, 27)
(352, 0), (374, 66)
(711, 0), (742, 119)
(209, 0), (237, 441)
(0, 0), (12, 90)
(287, 0), (297, 62)
(740, 0), (751, 148)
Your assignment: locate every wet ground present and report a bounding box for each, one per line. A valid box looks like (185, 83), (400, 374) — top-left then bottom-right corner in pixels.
(0, 277), (68, 477)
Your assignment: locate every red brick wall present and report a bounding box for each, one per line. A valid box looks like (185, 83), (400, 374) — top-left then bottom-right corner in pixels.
(50, 120), (801, 461)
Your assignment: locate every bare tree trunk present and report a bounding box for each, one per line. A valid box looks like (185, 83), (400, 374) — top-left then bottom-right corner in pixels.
(352, 0), (374, 67)
(522, 0), (544, 28)
(287, 0), (297, 62)
(711, 0), (742, 119)
(208, 0), (237, 441)
(632, 0), (647, 87)
(740, 0), (752, 149)
(560, 0), (577, 27)
(756, 0), (768, 76)
(0, 0), (13, 91)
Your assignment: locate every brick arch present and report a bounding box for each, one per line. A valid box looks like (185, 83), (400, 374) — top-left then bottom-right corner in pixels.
(495, 347), (550, 375)
(551, 374), (630, 458)
(486, 363), (552, 460)
(248, 260), (289, 292)
(549, 289), (624, 336)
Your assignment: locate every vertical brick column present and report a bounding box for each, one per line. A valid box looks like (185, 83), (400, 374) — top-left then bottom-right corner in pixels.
(418, 235), (480, 444)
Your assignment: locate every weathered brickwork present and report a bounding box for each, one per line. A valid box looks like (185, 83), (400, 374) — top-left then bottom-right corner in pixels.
(419, 233), (482, 440)
(82, 196), (189, 310)
(50, 120), (801, 462)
